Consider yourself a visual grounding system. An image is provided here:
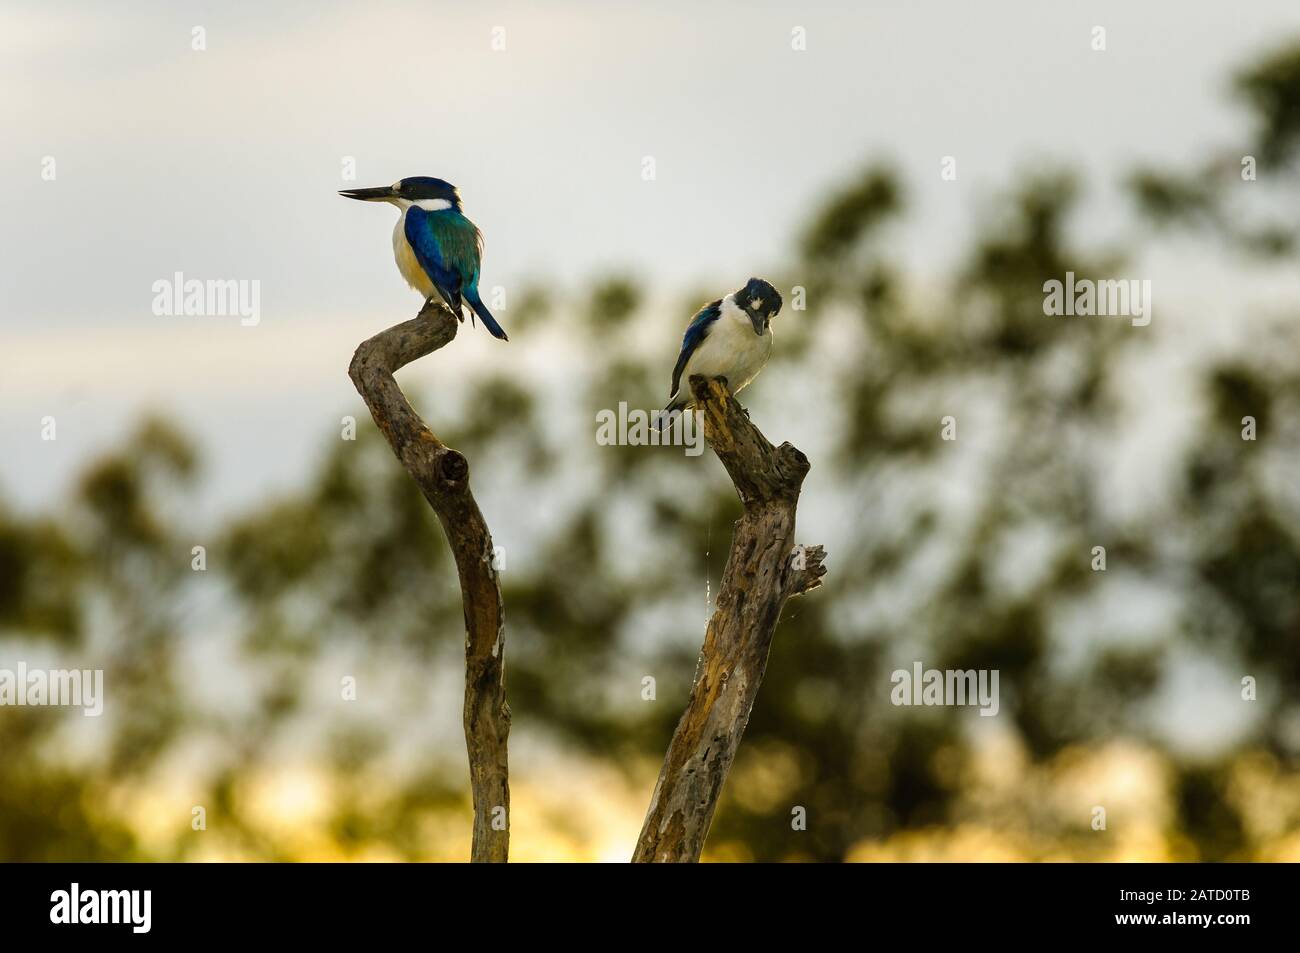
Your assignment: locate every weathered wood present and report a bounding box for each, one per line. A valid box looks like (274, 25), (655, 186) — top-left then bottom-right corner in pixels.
(348, 300), (510, 863)
(633, 375), (827, 862)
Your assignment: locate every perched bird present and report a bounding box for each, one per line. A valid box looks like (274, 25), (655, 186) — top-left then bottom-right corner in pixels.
(340, 176), (507, 340)
(660, 278), (782, 421)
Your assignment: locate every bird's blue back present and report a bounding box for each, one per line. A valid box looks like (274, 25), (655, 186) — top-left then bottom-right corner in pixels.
(671, 300), (722, 397)
(403, 205), (508, 340)
(404, 207), (483, 306)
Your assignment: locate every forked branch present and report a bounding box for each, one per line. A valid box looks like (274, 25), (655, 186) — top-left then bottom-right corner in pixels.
(633, 375), (827, 862)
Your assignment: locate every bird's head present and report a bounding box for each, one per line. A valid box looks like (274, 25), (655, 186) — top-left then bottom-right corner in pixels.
(339, 176), (461, 211)
(735, 277), (782, 335)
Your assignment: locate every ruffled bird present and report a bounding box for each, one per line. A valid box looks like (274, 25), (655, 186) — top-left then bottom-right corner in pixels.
(659, 277), (782, 425)
(340, 176), (507, 340)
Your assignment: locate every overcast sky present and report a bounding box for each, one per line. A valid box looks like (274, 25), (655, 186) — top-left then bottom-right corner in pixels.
(5, 0), (1300, 513)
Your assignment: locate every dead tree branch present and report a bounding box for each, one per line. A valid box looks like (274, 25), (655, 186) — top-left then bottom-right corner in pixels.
(633, 375), (827, 862)
(348, 300), (510, 863)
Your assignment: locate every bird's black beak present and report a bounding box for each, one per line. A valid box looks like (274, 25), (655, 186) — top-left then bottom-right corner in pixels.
(748, 309), (767, 336)
(338, 185), (397, 202)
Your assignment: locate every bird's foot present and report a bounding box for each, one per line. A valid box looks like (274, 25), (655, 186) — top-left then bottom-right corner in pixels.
(423, 297), (464, 322)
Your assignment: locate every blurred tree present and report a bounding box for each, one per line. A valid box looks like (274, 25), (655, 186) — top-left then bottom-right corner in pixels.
(3, 43), (1300, 862)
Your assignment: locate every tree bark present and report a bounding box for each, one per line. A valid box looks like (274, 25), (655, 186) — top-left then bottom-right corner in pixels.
(632, 375), (827, 862)
(348, 300), (510, 863)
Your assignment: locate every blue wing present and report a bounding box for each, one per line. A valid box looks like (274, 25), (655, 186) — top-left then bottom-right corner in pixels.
(404, 207), (482, 314)
(670, 300), (722, 397)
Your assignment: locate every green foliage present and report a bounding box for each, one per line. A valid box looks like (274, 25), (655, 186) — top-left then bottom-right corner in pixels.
(800, 164), (902, 263)
(1236, 44), (1300, 167)
(585, 276), (643, 333)
(4, 44), (1300, 862)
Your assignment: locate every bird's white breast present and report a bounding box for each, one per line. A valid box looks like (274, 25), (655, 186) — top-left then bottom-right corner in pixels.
(683, 296), (773, 395)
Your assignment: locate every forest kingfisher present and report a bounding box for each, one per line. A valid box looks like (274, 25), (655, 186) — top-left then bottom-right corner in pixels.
(660, 277), (782, 422)
(339, 176), (508, 340)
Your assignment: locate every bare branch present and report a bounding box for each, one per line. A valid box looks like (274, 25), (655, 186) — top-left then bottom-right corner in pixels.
(349, 300), (510, 863)
(632, 375), (828, 862)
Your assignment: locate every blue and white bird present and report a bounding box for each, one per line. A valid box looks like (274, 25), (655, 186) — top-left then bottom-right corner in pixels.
(661, 278), (782, 420)
(340, 176), (508, 340)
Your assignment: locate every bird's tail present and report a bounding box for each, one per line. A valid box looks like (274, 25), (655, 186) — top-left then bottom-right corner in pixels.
(464, 289), (509, 341)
